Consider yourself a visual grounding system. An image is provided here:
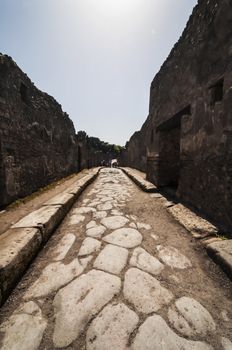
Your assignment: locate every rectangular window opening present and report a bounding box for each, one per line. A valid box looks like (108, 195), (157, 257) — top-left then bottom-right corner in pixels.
(20, 82), (28, 104)
(210, 78), (224, 106)
(150, 129), (154, 144)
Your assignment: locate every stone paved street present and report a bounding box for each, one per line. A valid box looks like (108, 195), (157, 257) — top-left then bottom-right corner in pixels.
(0, 168), (231, 349)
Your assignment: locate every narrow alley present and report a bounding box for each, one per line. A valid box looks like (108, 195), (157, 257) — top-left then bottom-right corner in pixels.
(0, 169), (231, 350)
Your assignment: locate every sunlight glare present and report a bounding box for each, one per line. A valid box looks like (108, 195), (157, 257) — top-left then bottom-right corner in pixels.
(91, 0), (142, 17)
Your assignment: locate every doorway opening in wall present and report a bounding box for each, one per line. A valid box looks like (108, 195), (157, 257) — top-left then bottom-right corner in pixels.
(156, 105), (191, 193)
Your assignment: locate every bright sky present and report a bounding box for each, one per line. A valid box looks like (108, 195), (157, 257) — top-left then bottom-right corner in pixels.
(1, 0), (197, 145)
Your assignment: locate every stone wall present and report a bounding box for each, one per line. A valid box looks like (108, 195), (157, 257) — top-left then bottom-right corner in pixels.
(121, 0), (232, 232)
(120, 122), (148, 172)
(0, 54), (78, 207)
(76, 131), (122, 169)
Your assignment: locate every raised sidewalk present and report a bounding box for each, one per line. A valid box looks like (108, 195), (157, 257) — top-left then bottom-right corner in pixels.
(0, 168), (100, 306)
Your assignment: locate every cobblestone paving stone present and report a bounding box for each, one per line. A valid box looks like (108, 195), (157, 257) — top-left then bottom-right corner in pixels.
(0, 168), (231, 349)
(78, 237), (102, 256)
(52, 233), (76, 261)
(1, 301), (47, 350)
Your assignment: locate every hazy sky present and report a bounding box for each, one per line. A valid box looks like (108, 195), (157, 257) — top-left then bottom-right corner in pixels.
(1, 0), (197, 145)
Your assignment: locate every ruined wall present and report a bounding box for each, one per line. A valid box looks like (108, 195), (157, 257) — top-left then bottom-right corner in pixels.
(122, 0), (232, 231)
(0, 54), (78, 207)
(120, 123), (148, 172)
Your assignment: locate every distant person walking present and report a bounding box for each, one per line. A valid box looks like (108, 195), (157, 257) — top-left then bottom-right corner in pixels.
(111, 159), (118, 168)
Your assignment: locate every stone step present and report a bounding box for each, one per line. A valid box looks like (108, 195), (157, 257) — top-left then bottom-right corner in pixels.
(0, 227), (42, 306)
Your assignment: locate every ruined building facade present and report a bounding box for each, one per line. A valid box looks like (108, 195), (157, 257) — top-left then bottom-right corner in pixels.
(121, 0), (232, 232)
(0, 55), (79, 207)
(0, 54), (122, 208)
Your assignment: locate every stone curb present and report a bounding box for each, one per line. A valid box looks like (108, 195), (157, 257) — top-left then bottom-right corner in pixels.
(167, 204), (219, 237)
(166, 203), (232, 281)
(120, 167), (232, 281)
(0, 168), (100, 306)
(206, 240), (232, 280)
(121, 167), (157, 192)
